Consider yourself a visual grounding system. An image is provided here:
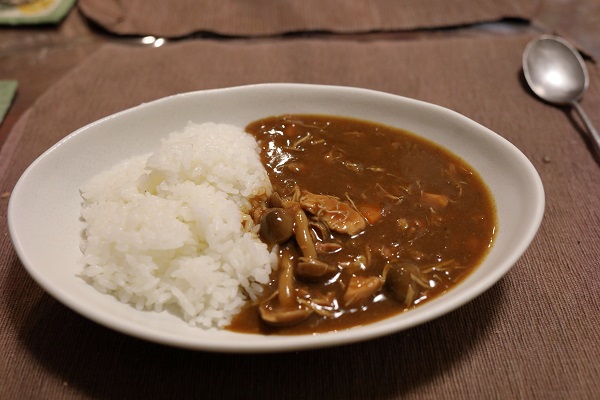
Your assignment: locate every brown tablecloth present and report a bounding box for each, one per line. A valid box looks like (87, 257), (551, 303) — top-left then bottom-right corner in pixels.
(78, 0), (542, 37)
(1, 34), (599, 399)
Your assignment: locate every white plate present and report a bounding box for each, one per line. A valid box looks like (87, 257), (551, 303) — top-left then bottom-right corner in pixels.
(8, 84), (544, 353)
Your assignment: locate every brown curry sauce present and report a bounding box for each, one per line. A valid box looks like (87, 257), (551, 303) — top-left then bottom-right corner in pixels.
(227, 114), (496, 335)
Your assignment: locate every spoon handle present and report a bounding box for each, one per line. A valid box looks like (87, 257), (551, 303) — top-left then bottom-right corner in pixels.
(572, 101), (600, 162)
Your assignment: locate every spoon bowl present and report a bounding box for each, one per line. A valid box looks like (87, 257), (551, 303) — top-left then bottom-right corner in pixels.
(523, 35), (588, 104)
(523, 35), (600, 160)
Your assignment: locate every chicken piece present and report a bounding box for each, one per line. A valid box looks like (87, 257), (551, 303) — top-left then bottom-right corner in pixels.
(299, 192), (367, 235)
(342, 275), (383, 307)
(421, 192), (449, 209)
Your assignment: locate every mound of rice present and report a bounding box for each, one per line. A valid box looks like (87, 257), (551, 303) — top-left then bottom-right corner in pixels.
(79, 122), (276, 329)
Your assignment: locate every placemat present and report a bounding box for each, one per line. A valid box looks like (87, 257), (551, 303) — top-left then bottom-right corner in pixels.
(78, 0), (541, 38)
(532, 0), (600, 60)
(1, 34), (599, 399)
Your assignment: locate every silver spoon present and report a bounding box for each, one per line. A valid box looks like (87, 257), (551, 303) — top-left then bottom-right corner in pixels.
(523, 34), (600, 161)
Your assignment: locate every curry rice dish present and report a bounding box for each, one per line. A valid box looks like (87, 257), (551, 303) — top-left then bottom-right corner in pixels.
(79, 116), (496, 335)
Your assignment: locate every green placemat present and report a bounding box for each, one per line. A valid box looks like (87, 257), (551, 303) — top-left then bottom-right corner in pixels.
(0, 80), (18, 125)
(0, 0), (75, 25)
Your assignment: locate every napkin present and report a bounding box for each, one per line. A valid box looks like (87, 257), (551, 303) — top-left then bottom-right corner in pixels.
(1, 35), (599, 399)
(78, 0), (541, 38)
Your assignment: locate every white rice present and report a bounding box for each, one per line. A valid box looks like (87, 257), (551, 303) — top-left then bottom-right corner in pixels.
(79, 122), (276, 329)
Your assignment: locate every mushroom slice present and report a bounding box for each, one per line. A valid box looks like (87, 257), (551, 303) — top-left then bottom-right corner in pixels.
(278, 246), (296, 308)
(269, 192), (286, 208)
(315, 241), (342, 254)
(300, 191), (366, 235)
(297, 292), (339, 318)
(259, 245), (315, 327)
(258, 292), (314, 327)
(309, 219), (332, 242)
(296, 258), (339, 281)
(292, 206), (318, 260)
(383, 262), (430, 306)
(342, 275), (383, 307)
(260, 208), (294, 246)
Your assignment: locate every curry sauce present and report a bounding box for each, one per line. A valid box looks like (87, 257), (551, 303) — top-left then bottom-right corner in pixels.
(227, 114), (496, 335)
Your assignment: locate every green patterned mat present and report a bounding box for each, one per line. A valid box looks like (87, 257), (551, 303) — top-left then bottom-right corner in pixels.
(0, 80), (18, 125)
(0, 0), (75, 25)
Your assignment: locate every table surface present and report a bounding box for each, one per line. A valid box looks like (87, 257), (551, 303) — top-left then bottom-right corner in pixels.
(1, 2), (599, 399)
(3, 1), (600, 151)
